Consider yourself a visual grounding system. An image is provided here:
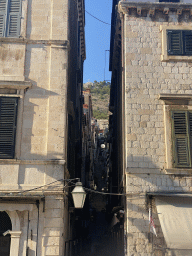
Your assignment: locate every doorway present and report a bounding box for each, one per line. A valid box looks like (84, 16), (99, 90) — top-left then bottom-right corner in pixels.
(0, 211), (12, 256)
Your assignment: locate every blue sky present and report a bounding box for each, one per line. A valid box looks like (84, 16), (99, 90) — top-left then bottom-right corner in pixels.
(83, 0), (112, 83)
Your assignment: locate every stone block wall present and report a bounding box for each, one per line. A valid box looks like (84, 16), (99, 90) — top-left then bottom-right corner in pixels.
(121, 5), (192, 255)
(124, 13), (192, 172)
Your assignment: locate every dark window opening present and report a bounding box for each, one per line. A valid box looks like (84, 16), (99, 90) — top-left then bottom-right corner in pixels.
(167, 30), (192, 56)
(172, 111), (192, 167)
(0, 97), (18, 159)
(0, 211), (12, 256)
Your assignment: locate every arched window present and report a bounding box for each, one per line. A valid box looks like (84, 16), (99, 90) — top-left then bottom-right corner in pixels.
(0, 211), (12, 256)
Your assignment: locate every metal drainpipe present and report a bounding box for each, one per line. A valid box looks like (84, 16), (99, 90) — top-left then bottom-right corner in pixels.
(36, 200), (40, 256)
(26, 211), (30, 256)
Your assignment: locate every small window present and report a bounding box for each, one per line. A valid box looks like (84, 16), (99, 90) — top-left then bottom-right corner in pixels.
(0, 0), (22, 38)
(172, 111), (192, 167)
(167, 30), (192, 56)
(0, 97), (18, 159)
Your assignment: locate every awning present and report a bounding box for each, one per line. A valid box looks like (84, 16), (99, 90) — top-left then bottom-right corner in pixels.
(155, 196), (192, 251)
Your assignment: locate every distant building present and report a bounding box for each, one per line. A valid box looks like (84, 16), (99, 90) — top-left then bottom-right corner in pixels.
(83, 82), (94, 89)
(97, 119), (109, 132)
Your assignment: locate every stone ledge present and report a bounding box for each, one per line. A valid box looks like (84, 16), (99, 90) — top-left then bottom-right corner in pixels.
(165, 168), (192, 175)
(126, 167), (192, 175)
(119, 1), (192, 15)
(0, 80), (32, 90)
(0, 159), (66, 165)
(126, 167), (162, 174)
(159, 93), (192, 105)
(0, 38), (69, 47)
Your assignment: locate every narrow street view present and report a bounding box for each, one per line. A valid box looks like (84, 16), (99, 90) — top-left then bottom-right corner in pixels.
(76, 134), (124, 256)
(1, 0), (192, 255)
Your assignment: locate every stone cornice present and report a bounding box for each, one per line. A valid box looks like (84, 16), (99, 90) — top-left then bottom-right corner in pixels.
(0, 80), (32, 89)
(0, 159), (66, 165)
(159, 94), (192, 105)
(119, 1), (192, 15)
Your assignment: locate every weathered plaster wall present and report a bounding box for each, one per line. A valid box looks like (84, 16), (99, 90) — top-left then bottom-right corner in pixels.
(0, 0), (70, 255)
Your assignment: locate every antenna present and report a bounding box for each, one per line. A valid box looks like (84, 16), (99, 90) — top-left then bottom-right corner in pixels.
(104, 50), (110, 82)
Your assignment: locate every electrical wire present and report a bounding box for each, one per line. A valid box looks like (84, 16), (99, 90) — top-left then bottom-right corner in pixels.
(85, 10), (111, 26)
(72, 0), (111, 26)
(11, 178), (79, 194)
(70, 181), (145, 198)
(5, 178), (144, 198)
(83, 186), (125, 196)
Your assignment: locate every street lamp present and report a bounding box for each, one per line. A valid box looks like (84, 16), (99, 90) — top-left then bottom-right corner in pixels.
(71, 182), (86, 208)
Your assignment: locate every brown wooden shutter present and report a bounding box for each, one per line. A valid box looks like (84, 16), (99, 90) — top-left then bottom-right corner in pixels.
(172, 111), (190, 167)
(0, 97), (18, 159)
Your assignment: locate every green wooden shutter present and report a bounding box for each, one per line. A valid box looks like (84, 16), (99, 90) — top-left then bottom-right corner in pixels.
(183, 31), (192, 56)
(188, 112), (192, 165)
(0, 97), (18, 159)
(7, 0), (21, 37)
(0, 0), (7, 37)
(167, 30), (183, 55)
(172, 111), (190, 167)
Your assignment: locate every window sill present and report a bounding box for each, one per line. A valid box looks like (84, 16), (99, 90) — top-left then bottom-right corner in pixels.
(161, 54), (192, 62)
(165, 168), (192, 175)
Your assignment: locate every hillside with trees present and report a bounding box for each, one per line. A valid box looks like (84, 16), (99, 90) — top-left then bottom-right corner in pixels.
(83, 81), (110, 120)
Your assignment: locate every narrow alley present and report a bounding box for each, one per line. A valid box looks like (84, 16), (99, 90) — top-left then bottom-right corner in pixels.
(73, 136), (124, 256)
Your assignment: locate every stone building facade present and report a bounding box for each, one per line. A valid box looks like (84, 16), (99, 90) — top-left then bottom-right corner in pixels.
(0, 0), (85, 255)
(110, 0), (192, 255)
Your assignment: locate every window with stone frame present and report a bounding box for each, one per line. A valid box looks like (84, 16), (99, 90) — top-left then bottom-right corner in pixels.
(0, 97), (18, 159)
(0, 0), (22, 37)
(167, 30), (192, 56)
(172, 111), (192, 168)
(160, 26), (192, 61)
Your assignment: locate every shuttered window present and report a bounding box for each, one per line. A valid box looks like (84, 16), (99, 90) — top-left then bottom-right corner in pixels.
(0, 0), (21, 37)
(0, 97), (18, 159)
(167, 30), (192, 56)
(172, 111), (192, 167)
